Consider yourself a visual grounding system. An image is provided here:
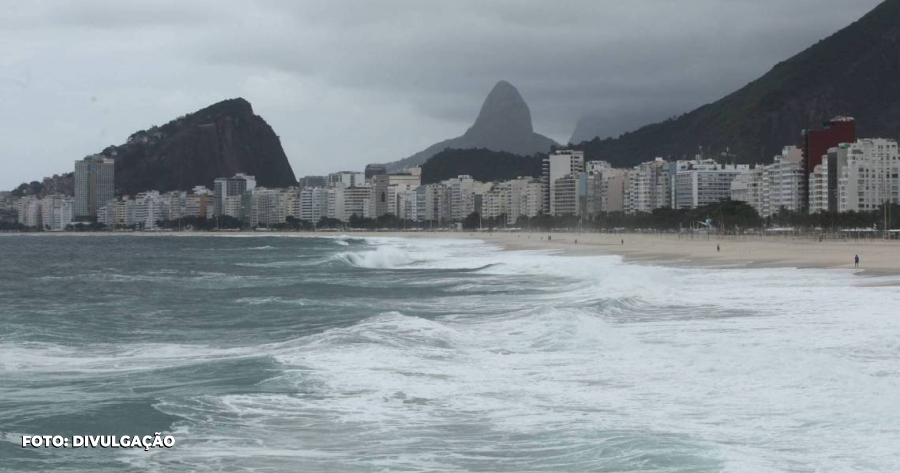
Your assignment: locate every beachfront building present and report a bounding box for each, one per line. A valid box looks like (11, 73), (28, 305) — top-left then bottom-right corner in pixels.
(298, 187), (327, 223)
(809, 162), (829, 214)
(40, 194), (74, 231)
(444, 175), (476, 222)
(837, 138), (900, 212)
(342, 185), (375, 220)
(243, 187), (289, 227)
(416, 184), (450, 224)
(768, 146), (804, 214)
(553, 174), (583, 217)
(74, 155), (115, 219)
(184, 189), (213, 219)
(16, 196), (42, 228)
(129, 191), (165, 230)
(673, 159), (749, 209)
(543, 150), (585, 215)
(626, 158), (670, 214)
(214, 174), (256, 218)
(730, 166), (768, 216)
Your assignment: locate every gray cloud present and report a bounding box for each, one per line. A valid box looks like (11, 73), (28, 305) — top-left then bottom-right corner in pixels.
(0, 0), (883, 189)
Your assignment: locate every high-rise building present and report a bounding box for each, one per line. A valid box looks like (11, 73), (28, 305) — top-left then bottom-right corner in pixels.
(768, 146), (804, 214)
(543, 150), (584, 215)
(343, 185), (375, 220)
(801, 117), (856, 211)
(626, 158), (670, 214)
(74, 155), (115, 219)
(16, 196), (43, 228)
(444, 175), (476, 222)
(673, 160), (749, 209)
(328, 171), (365, 189)
(586, 169), (628, 215)
(214, 174), (256, 218)
(731, 166), (768, 216)
(364, 164), (388, 181)
(837, 138), (900, 213)
(41, 194), (74, 231)
(552, 174), (583, 217)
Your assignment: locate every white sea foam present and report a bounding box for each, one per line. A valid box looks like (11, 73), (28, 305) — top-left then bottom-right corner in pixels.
(250, 238), (900, 471)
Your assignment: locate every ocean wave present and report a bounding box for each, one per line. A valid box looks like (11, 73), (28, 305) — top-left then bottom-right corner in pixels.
(335, 247), (421, 269)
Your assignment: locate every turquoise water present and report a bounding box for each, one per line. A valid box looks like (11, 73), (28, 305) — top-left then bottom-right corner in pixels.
(1, 235), (899, 472)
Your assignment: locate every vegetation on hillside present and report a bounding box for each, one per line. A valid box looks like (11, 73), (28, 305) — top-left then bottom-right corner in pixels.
(421, 148), (543, 184)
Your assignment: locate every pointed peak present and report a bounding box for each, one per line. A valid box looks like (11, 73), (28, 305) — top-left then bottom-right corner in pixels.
(470, 80), (533, 136)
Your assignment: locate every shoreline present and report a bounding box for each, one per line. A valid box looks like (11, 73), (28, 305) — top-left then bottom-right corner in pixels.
(4, 230), (900, 277)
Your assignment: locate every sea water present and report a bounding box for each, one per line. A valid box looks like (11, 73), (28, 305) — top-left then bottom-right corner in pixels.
(1, 235), (898, 472)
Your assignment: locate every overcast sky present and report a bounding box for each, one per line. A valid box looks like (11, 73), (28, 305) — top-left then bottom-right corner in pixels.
(0, 0), (883, 190)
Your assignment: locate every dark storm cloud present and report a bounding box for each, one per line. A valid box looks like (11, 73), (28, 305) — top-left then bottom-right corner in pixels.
(0, 0), (884, 188)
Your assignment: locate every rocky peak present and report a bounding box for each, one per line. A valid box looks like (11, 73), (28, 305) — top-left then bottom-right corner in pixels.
(467, 80), (534, 139)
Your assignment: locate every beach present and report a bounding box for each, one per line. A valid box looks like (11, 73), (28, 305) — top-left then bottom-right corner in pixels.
(6, 230), (900, 275)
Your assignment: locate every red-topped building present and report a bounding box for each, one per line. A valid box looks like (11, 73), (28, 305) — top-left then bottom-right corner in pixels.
(801, 117), (856, 210)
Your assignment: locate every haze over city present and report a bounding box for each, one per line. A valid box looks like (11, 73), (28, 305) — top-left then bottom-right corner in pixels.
(0, 0), (883, 190)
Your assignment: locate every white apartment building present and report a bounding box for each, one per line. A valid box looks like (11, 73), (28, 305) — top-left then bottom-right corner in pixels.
(130, 191), (165, 230)
(162, 191), (186, 221)
(508, 177), (543, 224)
(838, 138), (900, 212)
(244, 188), (289, 227)
(768, 146), (804, 213)
(730, 166), (768, 216)
(299, 187), (328, 223)
(396, 188), (418, 221)
(626, 158), (670, 214)
(809, 161), (829, 214)
(40, 194), (74, 231)
(673, 159), (749, 209)
(543, 150), (585, 215)
(481, 183), (510, 222)
(444, 175), (476, 221)
(16, 196), (42, 228)
(416, 184), (450, 223)
(343, 185), (375, 220)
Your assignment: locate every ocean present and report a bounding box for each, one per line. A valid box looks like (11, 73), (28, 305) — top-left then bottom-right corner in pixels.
(1, 234), (898, 472)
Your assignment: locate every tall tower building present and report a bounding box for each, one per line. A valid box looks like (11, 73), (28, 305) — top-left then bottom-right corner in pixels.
(74, 155), (115, 219)
(801, 117), (855, 211)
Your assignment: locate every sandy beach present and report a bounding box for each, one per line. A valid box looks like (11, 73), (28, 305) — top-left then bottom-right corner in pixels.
(6, 230), (900, 276)
(328, 230), (900, 276)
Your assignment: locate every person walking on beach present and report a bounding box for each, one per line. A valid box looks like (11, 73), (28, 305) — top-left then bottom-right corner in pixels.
(717, 244), (720, 252)
(621, 239), (624, 245)
(855, 254), (859, 268)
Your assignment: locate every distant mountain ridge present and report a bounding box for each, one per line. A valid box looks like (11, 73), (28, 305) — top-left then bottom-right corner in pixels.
(386, 81), (557, 171)
(100, 98), (297, 195)
(571, 0), (900, 167)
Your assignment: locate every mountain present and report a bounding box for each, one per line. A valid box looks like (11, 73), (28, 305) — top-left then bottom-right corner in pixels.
(571, 0), (900, 167)
(421, 148), (543, 184)
(386, 81), (558, 171)
(99, 98), (297, 195)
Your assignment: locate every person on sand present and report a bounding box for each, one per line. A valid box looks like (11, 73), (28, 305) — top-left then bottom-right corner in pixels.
(548, 235), (551, 241)
(717, 244), (720, 252)
(621, 239), (624, 245)
(855, 254), (859, 268)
